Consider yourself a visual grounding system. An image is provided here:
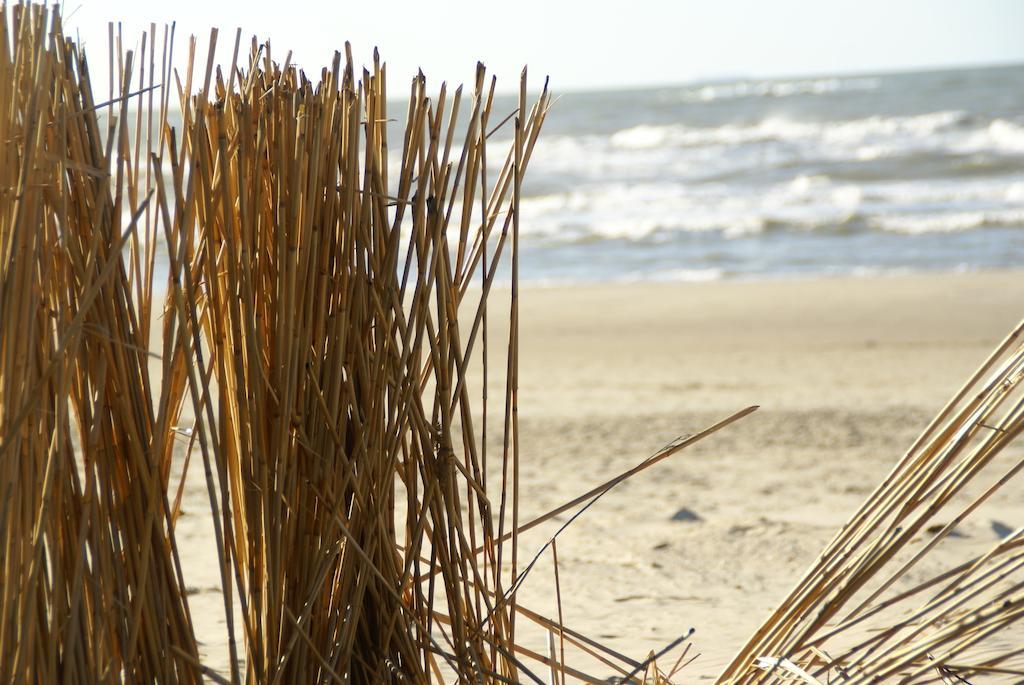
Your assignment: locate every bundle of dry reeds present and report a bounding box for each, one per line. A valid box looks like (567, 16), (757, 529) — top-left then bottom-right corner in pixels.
(718, 320), (1024, 684)
(0, 3), (202, 682)
(154, 29), (562, 681)
(2, 3), (719, 681)
(153, 22), (733, 683)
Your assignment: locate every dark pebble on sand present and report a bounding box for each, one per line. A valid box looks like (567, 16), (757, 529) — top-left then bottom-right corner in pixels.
(991, 520), (1015, 539)
(671, 507), (701, 522)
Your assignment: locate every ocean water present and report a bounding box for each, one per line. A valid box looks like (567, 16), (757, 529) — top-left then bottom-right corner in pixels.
(154, 64), (1024, 285)
(491, 64), (1024, 284)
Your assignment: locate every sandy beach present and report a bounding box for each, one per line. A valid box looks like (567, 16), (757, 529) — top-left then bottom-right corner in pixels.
(477, 269), (1024, 680)
(173, 269), (1024, 680)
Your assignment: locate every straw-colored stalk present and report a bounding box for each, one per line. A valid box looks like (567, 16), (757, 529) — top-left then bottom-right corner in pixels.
(1, 6), (721, 680)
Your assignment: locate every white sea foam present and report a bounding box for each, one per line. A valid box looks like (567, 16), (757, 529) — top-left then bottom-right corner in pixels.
(868, 208), (1024, 234)
(516, 171), (1024, 242)
(620, 267), (726, 283)
(487, 112), (1024, 196)
(517, 182), (770, 240)
(608, 110), (970, 152)
(972, 119), (1024, 153)
(661, 76), (881, 103)
(647, 267), (726, 282)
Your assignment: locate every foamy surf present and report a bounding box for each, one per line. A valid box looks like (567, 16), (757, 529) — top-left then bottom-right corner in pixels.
(487, 63), (1024, 283)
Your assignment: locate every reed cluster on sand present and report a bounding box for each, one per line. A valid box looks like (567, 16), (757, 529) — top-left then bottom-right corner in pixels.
(3, 2), (1024, 684)
(1, 3), (703, 682)
(162, 28), (558, 685)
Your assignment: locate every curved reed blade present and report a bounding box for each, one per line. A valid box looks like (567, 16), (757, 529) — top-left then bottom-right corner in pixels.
(719, 320), (1024, 684)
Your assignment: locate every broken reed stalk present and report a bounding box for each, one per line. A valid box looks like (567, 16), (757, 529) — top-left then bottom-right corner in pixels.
(719, 319), (1024, 684)
(0, 3), (201, 682)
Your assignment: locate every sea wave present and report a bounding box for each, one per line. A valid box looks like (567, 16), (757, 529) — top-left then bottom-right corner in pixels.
(978, 119), (1024, 153)
(619, 267), (726, 283)
(659, 76), (881, 103)
(517, 174), (1024, 242)
(868, 208), (1024, 234)
(511, 264), (991, 288)
(608, 111), (973, 150)
(510, 112), (1024, 193)
(452, 112), (1024, 164)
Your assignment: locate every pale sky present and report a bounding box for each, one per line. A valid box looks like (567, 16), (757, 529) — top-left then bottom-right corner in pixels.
(60, 0), (1024, 95)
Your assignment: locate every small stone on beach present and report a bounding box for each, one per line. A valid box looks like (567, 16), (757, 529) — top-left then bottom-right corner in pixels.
(671, 507), (701, 522)
(991, 520), (1015, 539)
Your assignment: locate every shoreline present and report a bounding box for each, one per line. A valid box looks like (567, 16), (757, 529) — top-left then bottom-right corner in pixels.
(480, 265), (1024, 291)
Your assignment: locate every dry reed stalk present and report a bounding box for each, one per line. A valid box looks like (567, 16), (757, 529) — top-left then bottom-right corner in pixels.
(0, 3), (200, 682)
(718, 320), (1024, 684)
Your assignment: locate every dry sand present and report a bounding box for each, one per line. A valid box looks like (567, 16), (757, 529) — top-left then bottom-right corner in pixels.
(172, 269), (1024, 680)
(482, 269), (1024, 680)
